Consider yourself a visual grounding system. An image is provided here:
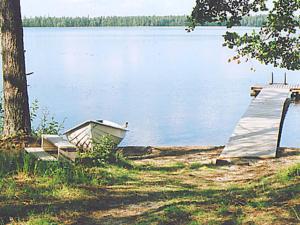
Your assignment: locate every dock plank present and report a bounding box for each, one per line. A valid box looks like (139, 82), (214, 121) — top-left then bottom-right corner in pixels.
(25, 148), (57, 161)
(220, 86), (290, 159)
(42, 135), (77, 149)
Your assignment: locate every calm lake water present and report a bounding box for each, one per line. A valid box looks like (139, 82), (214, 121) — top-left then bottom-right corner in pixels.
(2, 27), (300, 146)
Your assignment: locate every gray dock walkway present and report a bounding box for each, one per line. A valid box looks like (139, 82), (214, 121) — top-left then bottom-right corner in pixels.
(219, 85), (291, 159)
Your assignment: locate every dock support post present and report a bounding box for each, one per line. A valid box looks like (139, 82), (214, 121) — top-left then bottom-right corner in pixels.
(284, 73), (287, 85)
(270, 72), (274, 85)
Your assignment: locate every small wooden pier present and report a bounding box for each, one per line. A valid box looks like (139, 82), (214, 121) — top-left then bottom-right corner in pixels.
(25, 135), (77, 162)
(24, 147), (57, 161)
(219, 83), (299, 160)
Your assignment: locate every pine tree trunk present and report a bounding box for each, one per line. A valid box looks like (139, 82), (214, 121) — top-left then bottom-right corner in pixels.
(0, 0), (31, 136)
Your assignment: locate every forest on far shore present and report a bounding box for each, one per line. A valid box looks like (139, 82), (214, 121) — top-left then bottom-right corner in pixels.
(23, 15), (267, 27)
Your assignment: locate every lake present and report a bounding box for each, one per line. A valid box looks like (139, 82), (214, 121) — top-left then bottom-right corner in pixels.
(2, 27), (300, 146)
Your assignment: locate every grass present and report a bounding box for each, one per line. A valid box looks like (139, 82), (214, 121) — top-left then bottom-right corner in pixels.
(277, 163), (300, 182)
(25, 214), (58, 225)
(0, 150), (299, 224)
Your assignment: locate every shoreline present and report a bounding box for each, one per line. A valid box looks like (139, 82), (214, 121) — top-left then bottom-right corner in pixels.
(118, 145), (300, 162)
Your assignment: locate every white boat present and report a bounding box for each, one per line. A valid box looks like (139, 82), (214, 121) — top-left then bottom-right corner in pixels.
(64, 120), (129, 150)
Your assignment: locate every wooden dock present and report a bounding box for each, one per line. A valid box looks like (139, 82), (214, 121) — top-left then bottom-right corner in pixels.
(251, 84), (300, 98)
(219, 85), (293, 160)
(25, 147), (57, 161)
(42, 135), (78, 162)
(25, 135), (78, 162)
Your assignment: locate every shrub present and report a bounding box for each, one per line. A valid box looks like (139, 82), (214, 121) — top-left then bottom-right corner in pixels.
(30, 100), (65, 137)
(0, 97), (64, 137)
(79, 135), (117, 167)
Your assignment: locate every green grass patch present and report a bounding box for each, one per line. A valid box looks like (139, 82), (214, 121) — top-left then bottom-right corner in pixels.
(134, 162), (186, 173)
(277, 163), (300, 182)
(26, 214), (58, 225)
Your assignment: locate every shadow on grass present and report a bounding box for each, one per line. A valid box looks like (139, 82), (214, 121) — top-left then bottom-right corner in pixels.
(134, 178), (198, 190)
(1, 176), (299, 224)
(134, 162), (219, 173)
(189, 162), (219, 170)
(267, 183), (300, 205)
(134, 163), (186, 172)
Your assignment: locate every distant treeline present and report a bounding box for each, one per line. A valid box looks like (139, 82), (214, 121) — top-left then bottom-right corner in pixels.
(23, 15), (267, 27)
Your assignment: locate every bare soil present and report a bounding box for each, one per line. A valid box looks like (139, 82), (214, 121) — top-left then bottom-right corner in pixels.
(124, 146), (300, 182)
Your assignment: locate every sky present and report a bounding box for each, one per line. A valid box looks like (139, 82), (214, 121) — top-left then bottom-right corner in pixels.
(21, 0), (196, 17)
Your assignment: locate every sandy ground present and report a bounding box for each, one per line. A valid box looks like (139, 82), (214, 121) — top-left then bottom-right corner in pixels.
(121, 146), (300, 182)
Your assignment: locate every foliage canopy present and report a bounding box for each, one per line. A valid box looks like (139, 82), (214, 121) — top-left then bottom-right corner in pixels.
(188, 0), (300, 70)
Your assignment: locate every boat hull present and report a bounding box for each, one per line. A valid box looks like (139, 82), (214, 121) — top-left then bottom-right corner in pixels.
(64, 121), (127, 150)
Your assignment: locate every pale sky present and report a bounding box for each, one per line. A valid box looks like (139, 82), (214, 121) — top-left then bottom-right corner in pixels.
(21, 0), (196, 17)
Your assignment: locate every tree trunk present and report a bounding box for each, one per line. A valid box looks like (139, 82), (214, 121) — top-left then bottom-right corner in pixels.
(0, 0), (31, 136)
